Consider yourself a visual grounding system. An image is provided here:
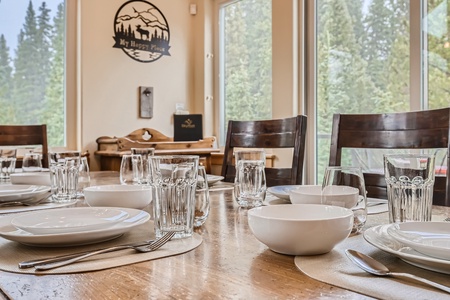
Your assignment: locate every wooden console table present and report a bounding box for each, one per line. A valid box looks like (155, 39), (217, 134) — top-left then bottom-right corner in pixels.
(95, 128), (219, 173)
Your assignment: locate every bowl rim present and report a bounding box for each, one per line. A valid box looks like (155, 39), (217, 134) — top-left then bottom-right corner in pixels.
(248, 204), (353, 221)
(289, 185), (359, 196)
(84, 184), (152, 192)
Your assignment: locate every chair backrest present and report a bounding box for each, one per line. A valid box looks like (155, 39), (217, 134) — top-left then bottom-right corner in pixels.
(0, 125), (48, 168)
(328, 108), (450, 206)
(221, 115), (307, 187)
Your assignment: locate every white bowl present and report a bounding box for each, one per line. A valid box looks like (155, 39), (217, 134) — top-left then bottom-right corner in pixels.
(289, 185), (359, 209)
(10, 172), (51, 186)
(84, 185), (152, 209)
(247, 204), (353, 255)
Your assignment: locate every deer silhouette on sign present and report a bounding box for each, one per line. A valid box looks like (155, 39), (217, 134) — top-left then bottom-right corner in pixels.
(136, 25), (149, 40)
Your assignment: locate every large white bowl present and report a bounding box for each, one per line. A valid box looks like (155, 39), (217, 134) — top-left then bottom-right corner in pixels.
(247, 204), (353, 255)
(289, 185), (359, 209)
(10, 172), (51, 186)
(84, 185), (152, 209)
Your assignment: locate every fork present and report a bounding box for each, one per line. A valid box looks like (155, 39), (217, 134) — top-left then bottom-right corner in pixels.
(34, 231), (176, 271)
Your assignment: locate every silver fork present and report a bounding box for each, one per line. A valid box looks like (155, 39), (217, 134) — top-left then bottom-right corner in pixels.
(34, 231), (176, 271)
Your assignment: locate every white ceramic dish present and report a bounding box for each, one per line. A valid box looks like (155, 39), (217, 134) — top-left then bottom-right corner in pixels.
(288, 185), (359, 209)
(266, 185), (300, 200)
(84, 185), (152, 209)
(11, 207), (129, 235)
(0, 208), (150, 247)
(386, 222), (450, 261)
(364, 224), (450, 274)
(248, 204), (353, 255)
(206, 175), (224, 186)
(10, 172), (51, 186)
(0, 185), (50, 203)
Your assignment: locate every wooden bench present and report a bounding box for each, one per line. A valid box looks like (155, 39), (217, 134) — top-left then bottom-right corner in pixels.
(95, 128), (219, 173)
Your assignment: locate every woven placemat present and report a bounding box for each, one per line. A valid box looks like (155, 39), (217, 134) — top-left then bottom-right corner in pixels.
(0, 221), (202, 274)
(295, 233), (450, 300)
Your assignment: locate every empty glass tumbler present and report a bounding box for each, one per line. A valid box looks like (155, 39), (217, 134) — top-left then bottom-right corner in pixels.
(131, 147), (155, 184)
(49, 151), (81, 202)
(234, 149), (267, 208)
(120, 154), (144, 185)
(149, 155), (199, 239)
(22, 152), (42, 172)
(194, 166), (210, 227)
(0, 148), (17, 180)
(384, 153), (435, 223)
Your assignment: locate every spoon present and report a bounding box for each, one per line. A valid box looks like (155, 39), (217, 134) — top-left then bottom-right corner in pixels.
(345, 249), (450, 294)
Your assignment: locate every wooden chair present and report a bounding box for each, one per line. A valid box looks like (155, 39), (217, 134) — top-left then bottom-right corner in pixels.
(0, 125), (49, 168)
(328, 108), (450, 206)
(221, 115), (307, 187)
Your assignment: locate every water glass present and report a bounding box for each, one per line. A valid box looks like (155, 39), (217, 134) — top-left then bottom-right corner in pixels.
(131, 147), (155, 184)
(234, 149), (266, 208)
(120, 154), (143, 185)
(322, 166), (367, 233)
(0, 148), (17, 180)
(194, 166), (210, 227)
(149, 155), (199, 239)
(49, 151), (81, 202)
(384, 154), (435, 223)
(22, 152), (42, 172)
(77, 156), (90, 196)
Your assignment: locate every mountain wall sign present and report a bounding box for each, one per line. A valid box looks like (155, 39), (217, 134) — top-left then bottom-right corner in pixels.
(113, 0), (171, 63)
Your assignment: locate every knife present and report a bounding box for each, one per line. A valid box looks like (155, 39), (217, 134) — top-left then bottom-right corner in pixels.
(18, 239), (154, 269)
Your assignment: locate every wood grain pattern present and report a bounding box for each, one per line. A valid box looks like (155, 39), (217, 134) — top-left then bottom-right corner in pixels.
(0, 172), (375, 299)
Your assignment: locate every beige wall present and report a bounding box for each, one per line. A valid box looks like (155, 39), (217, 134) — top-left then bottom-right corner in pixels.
(78, 0), (299, 172)
(79, 0), (201, 170)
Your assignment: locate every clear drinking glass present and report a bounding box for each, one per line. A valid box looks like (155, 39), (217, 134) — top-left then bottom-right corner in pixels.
(234, 149), (266, 208)
(77, 156), (90, 197)
(48, 151), (81, 202)
(384, 154), (435, 223)
(194, 165), (210, 227)
(0, 148), (17, 180)
(131, 147), (155, 184)
(120, 154), (143, 185)
(322, 166), (367, 234)
(22, 152), (42, 172)
(149, 155), (199, 239)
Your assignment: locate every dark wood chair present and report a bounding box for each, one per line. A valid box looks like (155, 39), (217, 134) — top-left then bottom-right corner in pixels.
(0, 125), (49, 168)
(328, 108), (450, 206)
(221, 115), (307, 187)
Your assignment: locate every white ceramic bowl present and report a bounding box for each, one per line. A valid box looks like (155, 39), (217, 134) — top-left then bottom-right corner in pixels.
(84, 185), (152, 209)
(289, 185), (359, 209)
(10, 172), (51, 186)
(247, 204), (353, 255)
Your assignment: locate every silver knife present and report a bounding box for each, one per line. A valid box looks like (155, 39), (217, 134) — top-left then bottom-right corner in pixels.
(18, 239), (154, 269)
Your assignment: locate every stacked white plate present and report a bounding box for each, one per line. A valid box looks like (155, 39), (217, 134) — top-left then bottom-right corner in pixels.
(364, 222), (450, 274)
(0, 185), (50, 206)
(0, 207), (150, 247)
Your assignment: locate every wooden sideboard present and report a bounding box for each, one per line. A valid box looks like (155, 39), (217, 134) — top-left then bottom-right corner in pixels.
(95, 128), (219, 173)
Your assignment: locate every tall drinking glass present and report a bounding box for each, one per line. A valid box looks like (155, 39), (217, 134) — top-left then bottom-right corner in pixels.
(234, 149), (266, 208)
(131, 147), (155, 184)
(149, 155), (199, 239)
(120, 154), (143, 185)
(49, 151), (81, 202)
(0, 148), (17, 180)
(322, 166), (367, 233)
(194, 165), (210, 227)
(384, 154), (435, 223)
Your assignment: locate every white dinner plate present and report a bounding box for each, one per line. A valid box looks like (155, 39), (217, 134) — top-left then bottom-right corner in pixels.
(206, 175), (224, 186)
(0, 207), (150, 247)
(0, 185), (50, 203)
(10, 172), (51, 186)
(11, 207), (130, 235)
(386, 222), (450, 261)
(267, 185), (300, 200)
(364, 224), (450, 274)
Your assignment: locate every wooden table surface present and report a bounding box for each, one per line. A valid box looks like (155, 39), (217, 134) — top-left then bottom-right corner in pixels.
(0, 172), (447, 299)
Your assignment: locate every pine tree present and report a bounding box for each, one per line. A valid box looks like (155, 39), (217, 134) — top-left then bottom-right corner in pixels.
(43, 2), (64, 146)
(0, 34), (13, 123)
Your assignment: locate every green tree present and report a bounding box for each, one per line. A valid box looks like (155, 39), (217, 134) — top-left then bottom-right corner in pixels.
(43, 2), (64, 146)
(0, 34), (12, 123)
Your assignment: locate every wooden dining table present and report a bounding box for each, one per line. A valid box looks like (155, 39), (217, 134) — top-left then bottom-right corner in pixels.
(0, 171), (448, 299)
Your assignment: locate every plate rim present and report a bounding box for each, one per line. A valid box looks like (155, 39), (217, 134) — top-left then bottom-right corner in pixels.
(364, 224), (450, 274)
(0, 207), (150, 246)
(10, 207), (130, 235)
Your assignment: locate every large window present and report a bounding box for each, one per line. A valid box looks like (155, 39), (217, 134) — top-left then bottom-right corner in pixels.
(217, 0), (272, 145)
(0, 0), (66, 147)
(307, 0), (450, 182)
